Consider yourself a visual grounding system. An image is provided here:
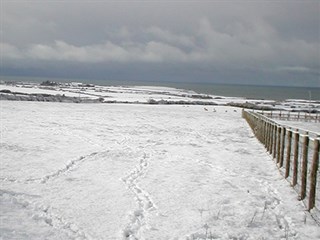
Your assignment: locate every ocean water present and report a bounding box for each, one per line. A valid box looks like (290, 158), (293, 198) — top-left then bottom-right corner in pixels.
(1, 76), (319, 101)
(147, 82), (320, 101)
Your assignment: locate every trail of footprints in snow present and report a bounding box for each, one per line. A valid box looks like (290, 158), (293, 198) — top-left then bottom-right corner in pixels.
(121, 152), (157, 240)
(1, 152), (101, 239)
(0, 189), (91, 239)
(258, 179), (297, 237)
(1, 152), (99, 184)
(0, 177), (41, 184)
(40, 152), (99, 183)
(196, 159), (297, 239)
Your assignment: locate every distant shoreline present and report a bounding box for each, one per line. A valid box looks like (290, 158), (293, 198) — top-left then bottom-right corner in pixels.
(1, 80), (319, 113)
(1, 76), (319, 101)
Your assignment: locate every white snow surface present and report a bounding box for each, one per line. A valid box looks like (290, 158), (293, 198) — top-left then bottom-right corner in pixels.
(0, 101), (319, 240)
(1, 84), (320, 114)
(275, 120), (320, 134)
(0, 85), (92, 99)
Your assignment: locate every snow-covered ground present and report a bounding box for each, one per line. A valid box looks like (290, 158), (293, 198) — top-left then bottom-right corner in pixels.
(0, 85), (91, 99)
(1, 83), (320, 113)
(275, 120), (320, 134)
(1, 101), (319, 240)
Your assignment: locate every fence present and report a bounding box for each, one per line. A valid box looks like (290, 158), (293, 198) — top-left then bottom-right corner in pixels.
(260, 111), (319, 123)
(242, 109), (320, 213)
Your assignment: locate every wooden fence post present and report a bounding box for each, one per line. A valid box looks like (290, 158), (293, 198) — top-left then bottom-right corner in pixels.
(308, 139), (319, 210)
(260, 119), (264, 143)
(285, 130), (292, 178)
(269, 124), (274, 154)
(273, 125), (278, 159)
(279, 127), (286, 167)
(266, 122), (269, 147)
(264, 122), (268, 148)
(300, 135), (309, 200)
(263, 120), (268, 148)
(258, 118), (262, 142)
(292, 131), (300, 186)
(264, 121), (268, 147)
(266, 123), (271, 151)
(276, 127), (282, 163)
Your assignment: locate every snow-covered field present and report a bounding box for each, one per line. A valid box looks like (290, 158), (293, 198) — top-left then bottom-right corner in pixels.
(275, 120), (320, 134)
(1, 101), (319, 240)
(1, 83), (320, 113)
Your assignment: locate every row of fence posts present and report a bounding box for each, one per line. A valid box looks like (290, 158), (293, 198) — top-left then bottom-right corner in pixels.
(242, 109), (320, 211)
(261, 111), (319, 122)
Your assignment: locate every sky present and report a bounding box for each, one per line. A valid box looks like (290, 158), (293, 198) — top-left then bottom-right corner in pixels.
(1, 0), (319, 87)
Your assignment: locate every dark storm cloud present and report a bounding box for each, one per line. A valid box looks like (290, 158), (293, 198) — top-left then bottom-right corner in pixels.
(1, 0), (319, 86)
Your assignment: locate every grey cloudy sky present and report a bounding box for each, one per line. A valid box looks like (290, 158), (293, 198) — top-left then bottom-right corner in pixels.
(1, 0), (319, 86)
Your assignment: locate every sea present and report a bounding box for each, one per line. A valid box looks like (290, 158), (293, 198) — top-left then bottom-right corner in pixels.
(1, 76), (319, 101)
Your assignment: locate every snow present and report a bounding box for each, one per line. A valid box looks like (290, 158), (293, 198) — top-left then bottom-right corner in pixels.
(2, 83), (320, 115)
(275, 120), (320, 134)
(1, 101), (320, 239)
(0, 85), (93, 99)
